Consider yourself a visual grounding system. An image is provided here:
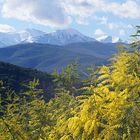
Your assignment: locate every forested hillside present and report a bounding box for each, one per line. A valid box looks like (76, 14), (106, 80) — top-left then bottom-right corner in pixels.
(0, 26), (140, 140)
(0, 61), (54, 100)
(0, 42), (117, 72)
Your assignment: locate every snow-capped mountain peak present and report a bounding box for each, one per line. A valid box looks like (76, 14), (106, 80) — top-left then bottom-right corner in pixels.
(50, 28), (88, 40)
(34, 28), (96, 45)
(99, 36), (123, 43)
(0, 28), (125, 48)
(19, 28), (45, 42)
(54, 28), (83, 36)
(112, 37), (122, 43)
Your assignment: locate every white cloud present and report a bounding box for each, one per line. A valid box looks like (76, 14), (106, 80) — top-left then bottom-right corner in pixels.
(108, 22), (120, 30)
(76, 17), (89, 25)
(0, 24), (16, 32)
(62, 0), (140, 21)
(94, 16), (108, 25)
(98, 16), (108, 25)
(1, 0), (140, 27)
(94, 29), (107, 38)
(95, 16), (122, 30)
(96, 16), (133, 33)
(2, 0), (71, 27)
(106, 0), (140, 19)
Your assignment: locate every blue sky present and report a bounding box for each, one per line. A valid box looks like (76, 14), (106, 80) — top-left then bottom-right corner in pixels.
(0, 0), (140, 41)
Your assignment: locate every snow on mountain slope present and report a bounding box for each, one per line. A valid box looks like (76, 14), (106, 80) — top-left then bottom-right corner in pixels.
(20, 28), (46, 42)
(99, 36), (122, 43)
(0, 28), (46, 47)
(0, 28), (124, 48)
(34, 28), (97, 45)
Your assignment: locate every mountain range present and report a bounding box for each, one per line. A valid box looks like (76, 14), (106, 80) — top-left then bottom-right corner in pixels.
(0, 28), (123, 48)
(0, 28), (125, 73)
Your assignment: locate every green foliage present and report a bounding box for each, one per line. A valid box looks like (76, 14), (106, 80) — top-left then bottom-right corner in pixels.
(53, 61), (80, 96)
(0, 79), (80, 139)
(81, 65), (99, 96)
(131, 26), (140, 51)
(0, 26), (140, 140)
(0, 61), (54, 101)
(0, 79), (46, 139)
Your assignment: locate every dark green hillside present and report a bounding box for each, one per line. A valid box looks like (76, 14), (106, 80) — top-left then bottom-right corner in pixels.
(0, 61), (54, 100)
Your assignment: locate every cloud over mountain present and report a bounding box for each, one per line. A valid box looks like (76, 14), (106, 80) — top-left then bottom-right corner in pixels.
(0, 24), (16, 32)
(2, 0), (71, 27)
(1, 0), (140, 27)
